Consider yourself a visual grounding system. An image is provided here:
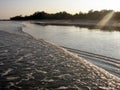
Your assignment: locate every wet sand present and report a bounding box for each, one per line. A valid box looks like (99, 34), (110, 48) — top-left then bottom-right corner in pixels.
(0, 30), (120, 90)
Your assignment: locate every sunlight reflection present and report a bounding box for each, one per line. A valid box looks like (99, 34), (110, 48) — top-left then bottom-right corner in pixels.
(96, 11), (114, 29)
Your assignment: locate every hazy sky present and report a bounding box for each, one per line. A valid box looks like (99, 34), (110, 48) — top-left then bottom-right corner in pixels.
(0, 0), (120, 19)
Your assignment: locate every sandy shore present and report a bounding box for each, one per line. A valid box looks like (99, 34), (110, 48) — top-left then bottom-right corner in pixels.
(0, 30), (120, 90)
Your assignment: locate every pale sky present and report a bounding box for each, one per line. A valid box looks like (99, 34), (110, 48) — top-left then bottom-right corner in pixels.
(0, 0), (120, 19)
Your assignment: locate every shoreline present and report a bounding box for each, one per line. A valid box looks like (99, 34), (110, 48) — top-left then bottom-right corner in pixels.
(0, 26), (120, 89)
(32, 20), (120, 31)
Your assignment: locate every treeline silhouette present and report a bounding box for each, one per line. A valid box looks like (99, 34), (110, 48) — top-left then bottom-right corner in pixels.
(10, 10), (120, 20)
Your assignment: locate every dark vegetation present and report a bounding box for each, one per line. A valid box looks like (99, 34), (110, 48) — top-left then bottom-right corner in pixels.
(10, 10), (120, 21)
(0, 19), (9, 21)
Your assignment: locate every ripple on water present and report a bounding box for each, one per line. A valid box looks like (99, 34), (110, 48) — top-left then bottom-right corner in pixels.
(0, 62), (4, 65)
(7, 76), (19, 81)
(1, 68), (13, 76)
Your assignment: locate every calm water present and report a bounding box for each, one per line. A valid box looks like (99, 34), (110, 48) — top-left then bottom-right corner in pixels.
(23, 22), (120, 59)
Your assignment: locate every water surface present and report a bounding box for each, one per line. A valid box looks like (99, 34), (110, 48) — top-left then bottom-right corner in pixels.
(23, 22), (120, 59)
(23, 22), (120, 77)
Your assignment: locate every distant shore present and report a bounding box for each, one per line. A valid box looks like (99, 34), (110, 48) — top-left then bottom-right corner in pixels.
(32, 20), (120, 30)
(0, 24), (120, 89)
